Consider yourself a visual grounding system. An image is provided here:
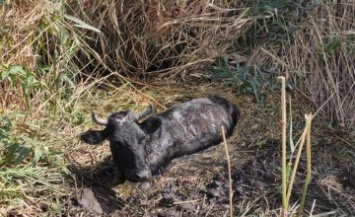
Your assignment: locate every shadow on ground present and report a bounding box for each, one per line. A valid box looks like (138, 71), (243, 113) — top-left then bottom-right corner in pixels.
(66, 157), (126, 215)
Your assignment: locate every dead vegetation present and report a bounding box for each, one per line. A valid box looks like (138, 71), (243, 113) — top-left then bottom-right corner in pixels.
(1, 0), (354, 130)
(0, 0), (354, 216)
(251, 1), (355, 133)
(66, 0), (251, 79)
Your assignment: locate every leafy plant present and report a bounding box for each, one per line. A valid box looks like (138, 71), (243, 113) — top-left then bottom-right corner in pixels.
(209, 57), (276, 103)
(0, 117), (53, 167)
(0, 116), (68, 213)
(0, 64), (42, 107)
(251, 0), (312, 40)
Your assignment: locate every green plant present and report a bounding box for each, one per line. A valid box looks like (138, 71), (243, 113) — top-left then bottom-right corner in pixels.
(323, 37), (342, 55)
(0, 116), (68, 213)
(248, 0), (314, 43)
(209, 57), (276, 103)
(0, 117), (48, 167)
(0, 65), (42, 107)
(278, 76), (313, 216)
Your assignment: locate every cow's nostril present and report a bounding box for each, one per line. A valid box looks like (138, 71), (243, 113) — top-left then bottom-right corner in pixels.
(134, 170), (151, 181)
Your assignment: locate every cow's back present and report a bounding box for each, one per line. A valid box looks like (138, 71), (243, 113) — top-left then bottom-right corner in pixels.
(143, 96), (239, 172)
(161, 96), (238, 139)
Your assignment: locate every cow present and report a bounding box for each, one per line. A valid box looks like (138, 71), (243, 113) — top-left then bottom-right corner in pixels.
(80, 96), (239, 183)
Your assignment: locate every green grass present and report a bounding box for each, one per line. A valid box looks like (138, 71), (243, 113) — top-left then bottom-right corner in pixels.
(209, 56), (278, 104)
(0, 115), (70, 215)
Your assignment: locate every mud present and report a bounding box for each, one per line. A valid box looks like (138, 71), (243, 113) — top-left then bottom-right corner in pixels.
(65, 139), (354, 216)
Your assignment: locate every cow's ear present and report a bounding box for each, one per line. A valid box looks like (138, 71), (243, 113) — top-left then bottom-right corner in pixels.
(80, 130), (107, 145)
(141, 117), (162, 134)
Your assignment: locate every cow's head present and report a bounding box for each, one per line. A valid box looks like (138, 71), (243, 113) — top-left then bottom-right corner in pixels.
(80, 105), (153, 182)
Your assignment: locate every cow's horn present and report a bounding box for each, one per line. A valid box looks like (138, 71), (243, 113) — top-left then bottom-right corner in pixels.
(136, 104), (153, 120)
(91, 112), (108, 125)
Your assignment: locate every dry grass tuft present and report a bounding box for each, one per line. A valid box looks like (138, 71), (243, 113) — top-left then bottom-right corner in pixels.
(67, 0), (252, 79)
(294, 2), (355, 131)
(247, 1), (355, 131)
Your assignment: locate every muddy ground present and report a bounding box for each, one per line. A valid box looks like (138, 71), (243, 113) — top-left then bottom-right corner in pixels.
(63, 84), (354, 216)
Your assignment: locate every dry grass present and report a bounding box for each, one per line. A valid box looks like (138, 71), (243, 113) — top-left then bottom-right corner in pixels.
(246, 1), (355, 131)
(221, 126), (233, 217)
(66, 0), (252, 79)
(1, 0), (354, 131)
(0, 0), (354, 216)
